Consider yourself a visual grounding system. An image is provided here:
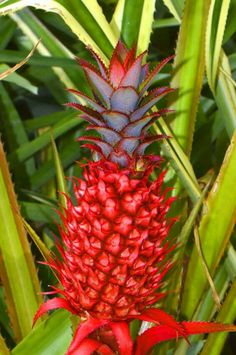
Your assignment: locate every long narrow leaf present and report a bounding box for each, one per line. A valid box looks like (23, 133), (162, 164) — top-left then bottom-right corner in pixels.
(51, 134), (68, 209)
(120, 0), (145, 48)
(110, 0), (125, 37)
(10, 10), (79, 91)
(8, 115), (83, 166)
(0, 0), (116, 60)
(205, 0), (236, 136)
(0, 40), (39, 80)
(153, 121), (201, 203)
(22, 219), (52, 263)
(215, 51), (236, 137)
(162, 0), (183, 22)
(118, 0), (156, 54)
(0, 335), (10, 355)
(170, 0), (211, 156)
(0, 83), (35, 178)
(12, 310), (72, 355)
(201, 278), (236, 355)
(205, 0), (231, 91)
(0, 140), (42, 341)
(182, 131), (236, 318)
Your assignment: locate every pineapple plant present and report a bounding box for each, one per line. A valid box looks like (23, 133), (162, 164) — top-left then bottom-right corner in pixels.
(33, 42), (236, 355)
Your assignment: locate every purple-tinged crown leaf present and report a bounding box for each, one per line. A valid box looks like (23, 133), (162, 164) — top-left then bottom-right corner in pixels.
(87, 46), (108, 79)
(87, 126), (121, 144)
(139, 55), (174, 96)
(123, 112), (161, 136)
(139, 64), (149, 84)
(110, 87), (139, 114)
(119, 52), (146, 88)
(131, 88), (174, 121)
(102, 111), (129, 131)
(117, 137), (140, 154)
(82, 67), (113, 106)
(77, 137), (113, 157)
(80, 114), (105, 127)
(134, 135), (167, 156)
(66, 103), (105, 125)
(67, 89), (104, 112)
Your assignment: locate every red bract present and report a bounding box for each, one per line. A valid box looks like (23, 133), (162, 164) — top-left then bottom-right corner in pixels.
(34, 41), (236, 354)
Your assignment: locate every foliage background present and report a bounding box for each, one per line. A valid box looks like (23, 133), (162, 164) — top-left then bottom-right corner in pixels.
(0, 0), (235, 354)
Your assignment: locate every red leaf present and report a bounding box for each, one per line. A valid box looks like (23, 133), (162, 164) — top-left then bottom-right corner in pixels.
(109, 54), (125, 88)
(182, 321), (236, 335)
(109, 322), (133, 355)
(135, 325), (178, 355)
(67, 338), (104, 355)
(135, 321), (236, 355)
(67, 317), (109, 354)
(33, 298), (76, 326)
(87, 46), (108, 79)
(66, 88), (104, 112)
(97, 344), (115, 355)
(136, 308), (187, 339)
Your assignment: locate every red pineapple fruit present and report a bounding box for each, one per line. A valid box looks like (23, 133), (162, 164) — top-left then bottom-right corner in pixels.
(34, 42), (236, 354)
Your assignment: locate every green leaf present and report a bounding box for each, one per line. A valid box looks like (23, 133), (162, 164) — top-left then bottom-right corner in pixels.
(162, 0), (184, 22)
(117, 0), (156, 54)
(153, 120), (201, 203)
(29, 137), (82, 190)
(178, 177), (213, 245)
(161, 179), (212, 343)
(12, 310), (72, 355)
(0, 50), (77, 67)
(24, 110), (77, 133)
(0, 140), (42, 341)
(0, 82), (36, 179)
(0, 287), (13, 341)
(170, 0), (211, 156)
(152, 17), (179, 28)
(182, 131), (236, 319)
(223, 0), (236, 43)
(120, 0), (145, 48)
(215, 51), (236, 137)
(8, 115), (83, 166)
(201, 278), (236, 355)
(193, 226), (221, 310)
(225, 244), (236, 280)
(194, 262), (230, 322)
(0, 64), (37, 93)
(9, 9), (81, 90)
(64, 0), (117, 57)
(0, 17), (16, 50)
(110, 0), (125, 37)
(51, 134), (68, 209)
(205, 0), (230, 91)
(0, 335), (10, 355)
(20, 202), (59, 223)
(205, 0), (236, 137)
(174, 261), (230, 354)
(0, 39), (39, 83)
(0, 0), (116, 60)
(136, 0), (156, 54)
(22, 219), (53, 264)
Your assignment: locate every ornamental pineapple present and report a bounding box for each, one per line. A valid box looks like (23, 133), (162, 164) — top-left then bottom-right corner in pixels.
(55, 40), (175, 321)
(34, 41), (236, 355)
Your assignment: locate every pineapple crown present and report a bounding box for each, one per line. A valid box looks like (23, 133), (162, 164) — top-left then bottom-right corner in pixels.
(67, 41), (174, 168)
